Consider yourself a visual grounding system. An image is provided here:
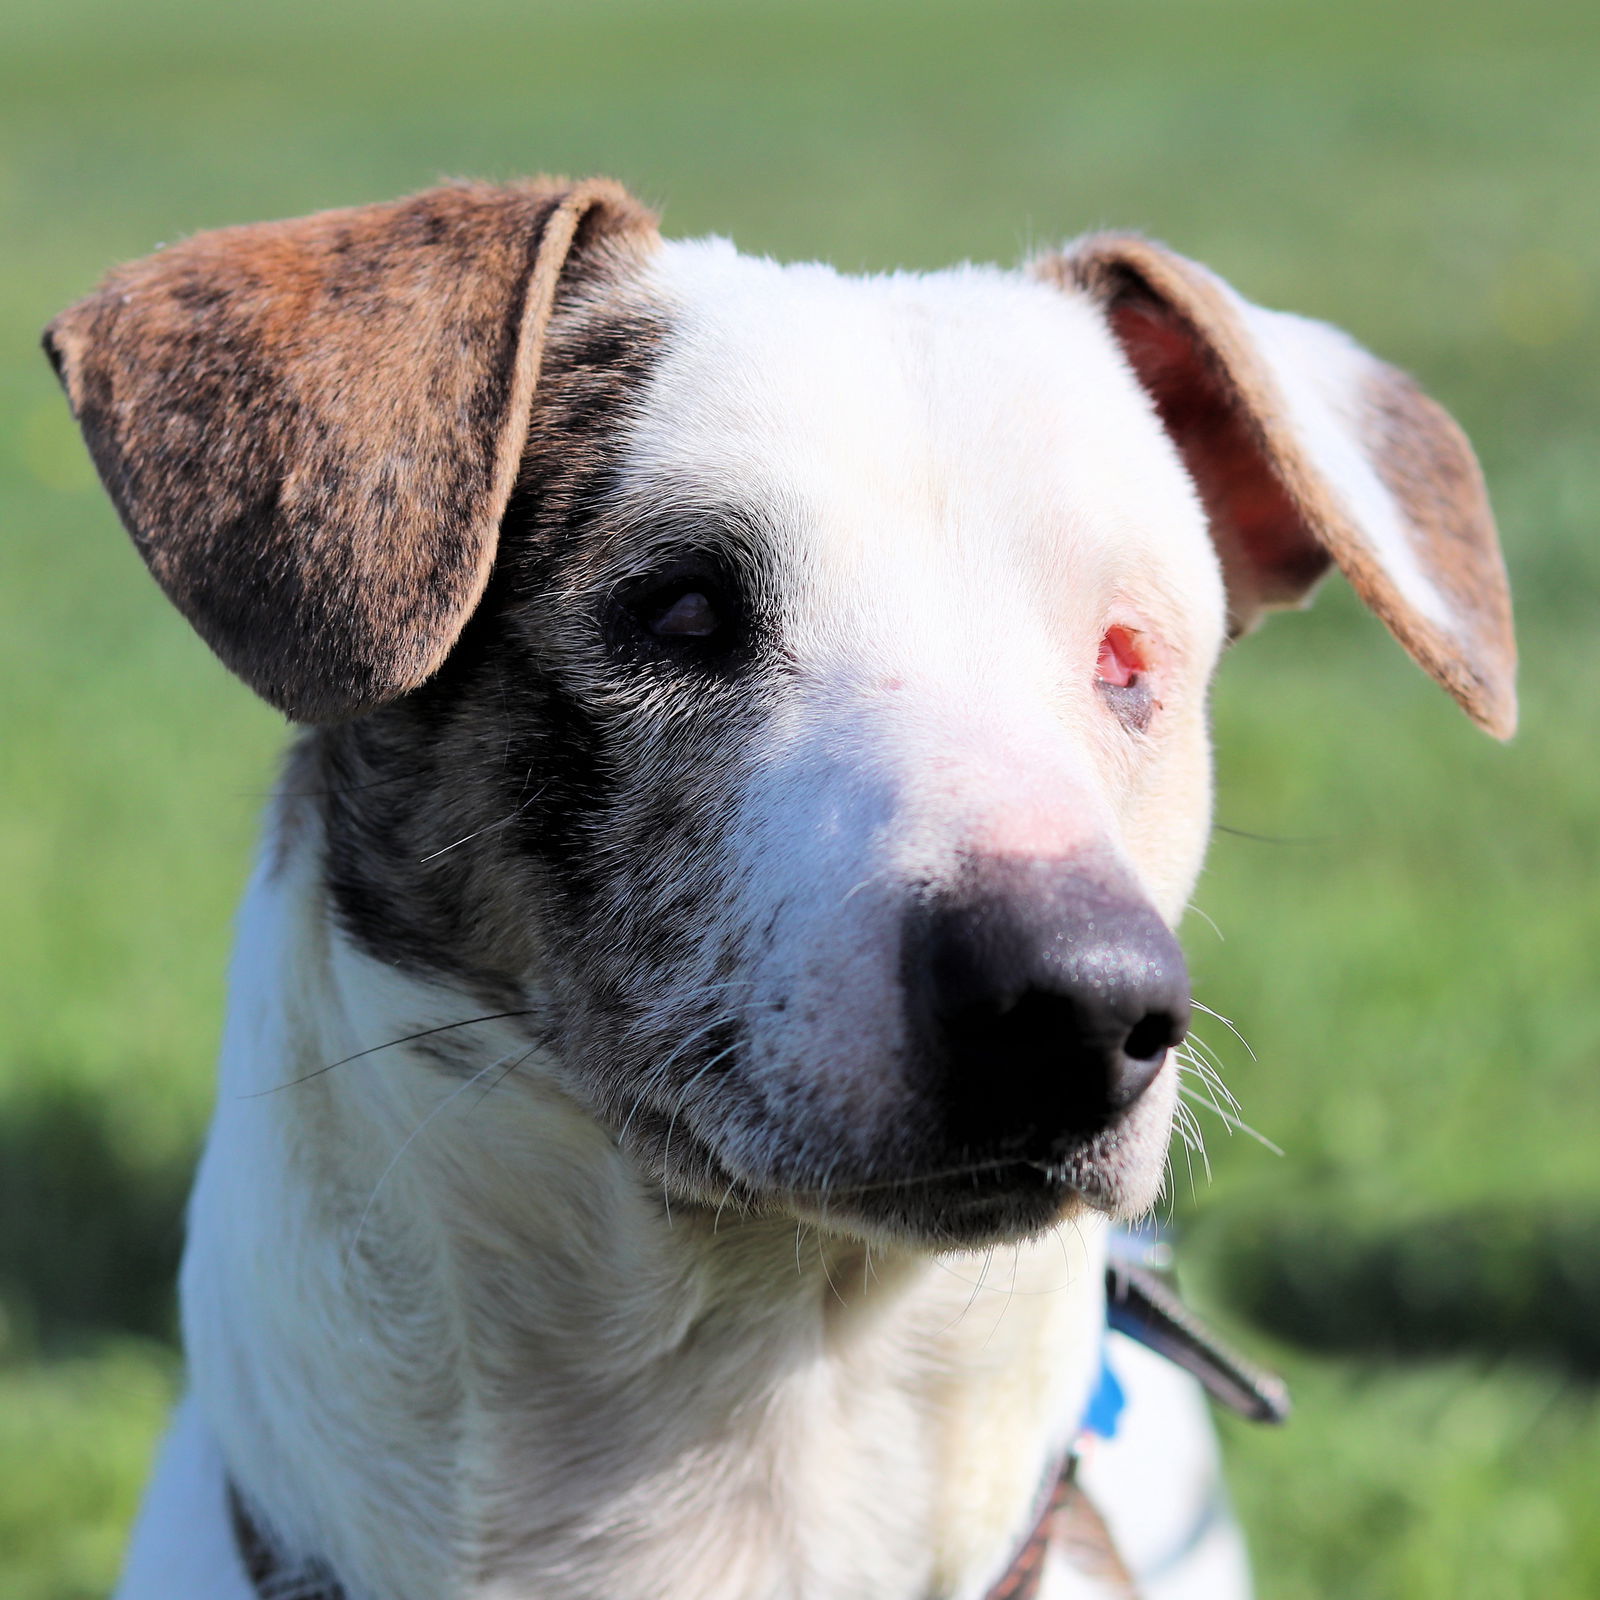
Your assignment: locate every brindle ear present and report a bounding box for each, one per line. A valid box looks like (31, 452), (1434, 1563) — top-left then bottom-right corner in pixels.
(1035, 235), (1517, 739)
(43, 179), (657, 722)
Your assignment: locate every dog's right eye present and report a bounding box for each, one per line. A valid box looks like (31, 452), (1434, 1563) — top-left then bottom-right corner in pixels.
(608, 563), (742, 664)
(642, 584), (722, 640)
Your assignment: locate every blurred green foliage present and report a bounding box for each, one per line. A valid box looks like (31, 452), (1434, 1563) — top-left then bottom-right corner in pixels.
(2, 0), (1596, 1595)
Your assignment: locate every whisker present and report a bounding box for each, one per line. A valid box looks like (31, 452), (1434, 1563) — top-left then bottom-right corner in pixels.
(244, 1010), (541, 1097)
(1188, 1001), (1258, 1061)
(940, 1246), (997, 1336)
(465, 1048), (535, 1112)
(839, 872), (884, 907)
(275, 767), (430, 798)
(614, 991), (791, 1148)
(656, 1036), (747, 1224)
(818, 1235), (847, 1307)
(342, 1046), (529, 1279)
(1156, 1150), (1179, 1223)
(1177, 1035), (1245, 1111)
(418, 786), (548, 864)
(637, 977), (762, 1015)
(1213, 823), (1324, 845)
(981, 1246), (1023, 1350)
(1177, 1082), (1284, 1155)
(1172, 1098), (1212, 1183)
(1182, 1132), (1200, 1198)
(617, 1012), (756, 1144)
(796, 1152), (1031, 1199)
(1175, 1042), (1242, 1112)
(1179, 1029), (1225, 1068)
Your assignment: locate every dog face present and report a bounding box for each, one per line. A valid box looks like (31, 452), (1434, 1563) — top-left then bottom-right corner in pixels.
(45, 182), (1516, 1250)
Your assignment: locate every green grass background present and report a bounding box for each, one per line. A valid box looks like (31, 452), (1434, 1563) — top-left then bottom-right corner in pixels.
(2, 0), (1596, 1594)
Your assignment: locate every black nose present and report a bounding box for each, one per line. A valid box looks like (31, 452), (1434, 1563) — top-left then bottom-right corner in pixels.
(905, 862), (1190, 1158)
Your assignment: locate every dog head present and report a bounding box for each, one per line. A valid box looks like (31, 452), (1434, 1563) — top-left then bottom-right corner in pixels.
(46, 181), (1514, 1248)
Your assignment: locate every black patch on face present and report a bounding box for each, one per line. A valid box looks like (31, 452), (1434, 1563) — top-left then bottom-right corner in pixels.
(299, 256), (670, 985)
(297, 244), (788, 1132)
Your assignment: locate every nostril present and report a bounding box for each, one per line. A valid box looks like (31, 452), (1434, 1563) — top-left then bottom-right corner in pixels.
(1124, 1010), (1184, 1063)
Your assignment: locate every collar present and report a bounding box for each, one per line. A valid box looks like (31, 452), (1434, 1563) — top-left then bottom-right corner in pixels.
(228, 1478), (345, 1600)
(228, 1244), (1286, 1600)
(226, 1472), (1128, 1600)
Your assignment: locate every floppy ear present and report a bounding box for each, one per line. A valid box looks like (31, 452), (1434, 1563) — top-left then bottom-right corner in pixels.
(43, 179), (657, 722)
(1035, 235), (1516, 739)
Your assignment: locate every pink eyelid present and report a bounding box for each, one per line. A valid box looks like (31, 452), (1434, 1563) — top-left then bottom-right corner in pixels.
(1095, 626), (1145, 689)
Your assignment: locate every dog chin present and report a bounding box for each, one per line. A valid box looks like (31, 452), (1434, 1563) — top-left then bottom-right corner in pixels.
(771, 1083), (1177, 1250)
(797, 1172), (1102, 1252)
(642, 1074), (1176, 1250)
(748, 1145), (1166, 1253)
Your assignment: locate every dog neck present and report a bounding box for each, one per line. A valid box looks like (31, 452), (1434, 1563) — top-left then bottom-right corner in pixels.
(179, 814), (1108, 1600)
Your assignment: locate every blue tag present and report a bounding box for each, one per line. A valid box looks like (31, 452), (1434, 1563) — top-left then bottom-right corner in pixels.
(1081, 1347), (1125, 1440)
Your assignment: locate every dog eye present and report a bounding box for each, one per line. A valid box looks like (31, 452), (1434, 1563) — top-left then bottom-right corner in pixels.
(646, 586), (721, 639)
(1096, 626), (1141, 687)
(1095, 626), (1155, 732)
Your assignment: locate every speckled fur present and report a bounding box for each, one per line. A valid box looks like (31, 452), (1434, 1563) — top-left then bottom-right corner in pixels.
(44, 180), (657, 721)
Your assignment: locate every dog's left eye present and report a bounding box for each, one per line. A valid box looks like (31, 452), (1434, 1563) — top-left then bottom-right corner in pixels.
(1096, 627), (1142, 688)
(1095, 625), (1156, 732)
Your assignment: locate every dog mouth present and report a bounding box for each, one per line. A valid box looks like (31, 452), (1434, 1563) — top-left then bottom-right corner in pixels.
(742, 1043), (1175, 1247)
(773, 1144), (1126, 1248)
(601, 1016), (1175, 1248)
(616, 1085), (1135, 1248)
(659, 1109), (1149, 1249)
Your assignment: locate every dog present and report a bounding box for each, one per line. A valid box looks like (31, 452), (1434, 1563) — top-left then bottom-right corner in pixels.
(45, 178), (1515, 1600)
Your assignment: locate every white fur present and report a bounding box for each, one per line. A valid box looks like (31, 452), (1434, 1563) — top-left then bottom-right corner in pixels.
(1236, 296), (1454, 631)
(613, 247), (1227, 1222)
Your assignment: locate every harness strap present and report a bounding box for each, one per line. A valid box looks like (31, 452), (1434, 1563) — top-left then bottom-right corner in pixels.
(983, 1459), (1139, 1600)
(1105, 1259), (1290, 1426)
